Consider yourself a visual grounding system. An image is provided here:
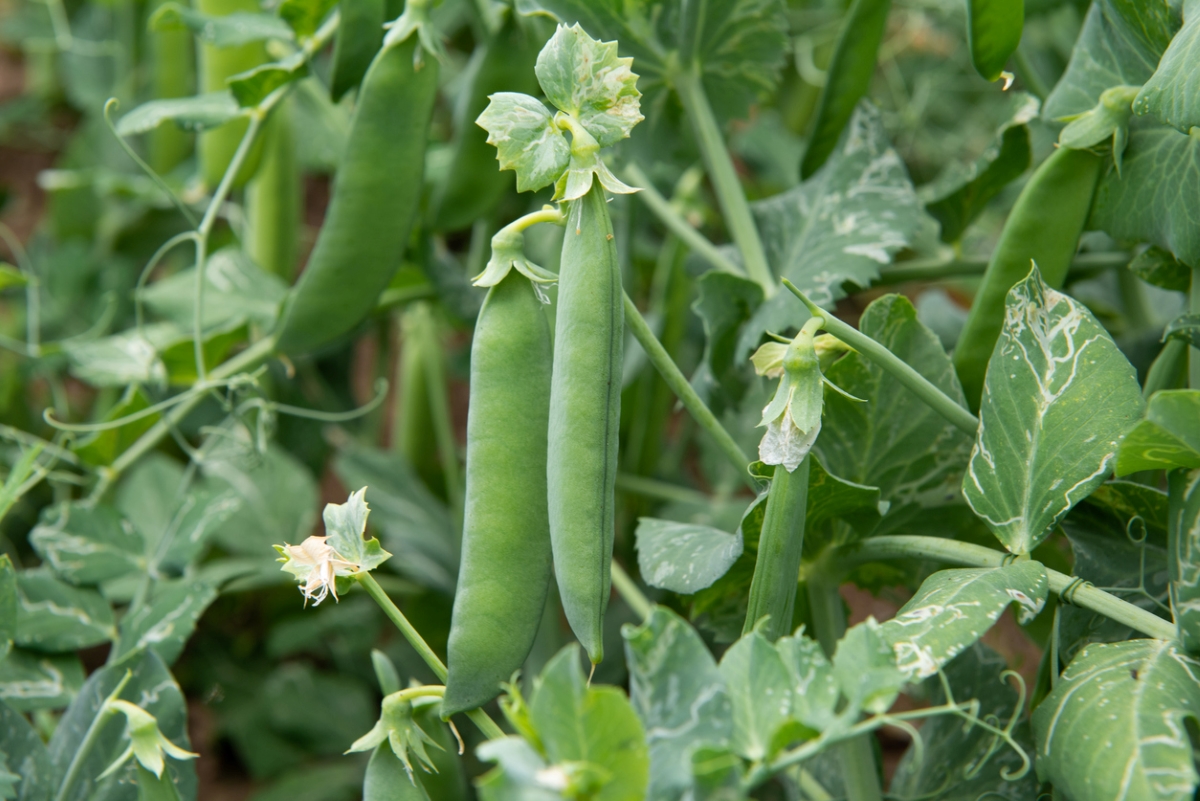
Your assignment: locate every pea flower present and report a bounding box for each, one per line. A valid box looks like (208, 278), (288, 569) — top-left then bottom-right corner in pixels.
(275, 536), (357, 606)
(99, 700), (198, 780)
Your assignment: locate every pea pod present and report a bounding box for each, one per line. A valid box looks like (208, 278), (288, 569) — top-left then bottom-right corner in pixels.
(547, 185), (624, 664)
(743, 457), (811, 641)
(443, 272), (553, 716)
(329, 0), (385, 102)
(195, 0), (267, 190)
(246, 100), (300, 280)
(274, 36), (437, 355)
(952, 147), (1104, 408)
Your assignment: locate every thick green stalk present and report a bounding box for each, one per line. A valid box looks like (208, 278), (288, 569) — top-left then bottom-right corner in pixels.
(357, 573), (504, 740)
(782, 280), (979, 436)
(839, 536), (1177, 640)
(674, 70), (774, 293)
(876, 251), (1129, 285)
(611, 561), (652, 621)
(615, 473), (710, 506)
(623, 292), (757, 491)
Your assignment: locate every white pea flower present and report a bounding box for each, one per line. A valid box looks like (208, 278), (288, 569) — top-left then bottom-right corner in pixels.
(275, 536), (358, 606)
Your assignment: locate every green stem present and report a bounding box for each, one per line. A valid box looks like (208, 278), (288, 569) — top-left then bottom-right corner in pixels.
(744, 457), (810, 640)
(54, 670), (134, 801)
(674, 70), (774, 293)
(1011, 44), (1049, 101)
(623, 292), (757, 491)
(876, 251), (1130, 285)
(356, 572), (504, 740)
(838, 535), (1177, 640)
(622, 163), (741, 277)
(807, 581), (884, 801)
(419, 309), (462, 526)
(1145, 339), (1187, 399)
(611, 561), (652, 621)
(615, 472), (710, 506)
(782, 279), (979, 436)
(1190, 266), (1200, 389)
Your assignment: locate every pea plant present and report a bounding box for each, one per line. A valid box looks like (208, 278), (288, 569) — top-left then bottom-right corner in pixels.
(0, 0), (1198, 798)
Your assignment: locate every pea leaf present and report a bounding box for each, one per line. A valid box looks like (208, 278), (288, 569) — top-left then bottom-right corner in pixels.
(0, 648), (84, 712)
(149, 2), (294, 46)
(1116, 390), (1200, 474)
(15, 573), (115, 653)
(0, 699), (54, 801)
(0, 556), (14, 662)
(475, 737), (560, 801)
(831, 618), (905, 715)
(535, 23), (642, 148)
(622, 607), (733, 801)
(476, 92), (570, 194)
(774, 630), (839, 733)
(278, 0), (337, 39)
(228, 53), (309, 108)
(800, 0), (891, 178)
(692, 271), (764, 408)
(1133, 0), (1200, 133)
(1164, 314), (1200, 348)
(634, 518), (743, 594)
(364, 744), (431, 800)
(529, 645), (650, 801)
(29, 503), (144, 587)
(717, 628), (791, 761)
(967, 0), (1023, 82)
(1032, 639), (1200, 801)
(322, 488), (390, 573)
(879, 561), (1048, 680)
(0, 263), (27, 290)
(1169, 468), (1200, 653)
(923, 93), (1038, 243)
(115, 92), (241, 136)
(112, 579), (219, 666)
(963, 268), (1144, 555)
(690, 747), (746, 800)
(60, 323), (174, 388)
(739, 103), (925, 358)
(1130, 245), (1192, 291)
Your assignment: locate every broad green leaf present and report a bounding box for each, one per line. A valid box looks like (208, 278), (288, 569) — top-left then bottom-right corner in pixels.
(15, 573), (115, 653)
(49, 650), (195, 801)
(61, 324), (174, 388)
(113, 580), (218, 666)
(149, 2), (294, 46)
(803, 459), (882, 541)
(334, 446), (456, 594)
(923, 93), (1037, 243)
(529, 645), (649, 801)
(1089, 118), (1200, 268)
(692, 271), (764, 408)
(205, 441), (317, 558)
(1116, 390), (1200, 474)
(635, 518), (743, 594)
(0, 264), (27, 290)
(139, 248), (288, 334)
(689, 747), (746, 801)
(278, 0), (337, 39)
(475, 738), (560, 801)
(622, 607), (732, 801)
(1169, 468), (1200, 653)
(717, 629), (791, 761)
(115, 92), (241, 136)
(741, 103), (925, 357)
(816, 294), (972, 509)
(228, 53), (309, 108)
(323, 488), (390, 573)
(774, 630), (838, 734)
(0, 755), (15, 801)
(831, 618), (905, 715)
(157, 485), (243, 571)
(75, 387), (161, 467)
(0, 648), (84, 712)
(967, 0), (1023, 82)
(963, 269), (1144, 554)
(535, 23), (642, 148)
(891, 643), (1037, 801)
(0, 699), (54, 801)
(1059, 483), (1171, 664)
(0, 556), (13, 661)
(1130, 245), (1192, 291)
(476, 93), (570, 194)
(1032, 639), (1200, 801)
(364, 744), (430, 801)
(133, 763), (183, 801)
(879, 561), (1047, 679)
(1164, 314), (1200, 348)
(800, 0), (891, 178)
(29, 503), (144, 586)
(1133, 0), (1200, 133)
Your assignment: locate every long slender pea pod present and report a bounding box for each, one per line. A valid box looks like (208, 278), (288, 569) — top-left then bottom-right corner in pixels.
(952, 146), (1104, 409)
(443, 273), (553, 716)
(195, 0), (267, 190)
(246, 100), (300, 280)
(743, 457), (811, 641)
(147, 0), (194, 175)
(274, 36), (437, 355)
(548, 184), (623, 664)
(329, 0), (385, 102)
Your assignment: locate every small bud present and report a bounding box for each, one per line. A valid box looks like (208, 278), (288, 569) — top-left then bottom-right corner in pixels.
(100, 700), (198, 780)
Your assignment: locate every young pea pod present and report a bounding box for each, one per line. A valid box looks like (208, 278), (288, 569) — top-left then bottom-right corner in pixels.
(547, 185), (624, 663)
(744, 458), (811, 641)
(952, 147), (1104, 408)
(443, 266), (554, 716)
(196, 0), (267, 189)
(274, 29), (438, 355)
(329, 0), (385, 102)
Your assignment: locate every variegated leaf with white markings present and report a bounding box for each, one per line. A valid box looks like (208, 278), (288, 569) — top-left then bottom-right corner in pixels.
(1169, 468), (1200, 653)
(880, 561), (1048, 679)
(963, 268), (1144, 554)
(0, 648), (84, 712)
(1033, 638), (1200, 801)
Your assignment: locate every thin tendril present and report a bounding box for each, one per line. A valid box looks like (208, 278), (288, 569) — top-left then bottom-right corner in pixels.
(103, 98), (199, 228)
(133, 231), (201, 337)
(0, 222), (40, 355)
(233, 378), (390, 423)
(42, 379), (238, 433)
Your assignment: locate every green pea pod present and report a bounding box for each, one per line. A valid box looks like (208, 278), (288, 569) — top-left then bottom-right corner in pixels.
(743, 457), (811, 642)
(952, 147), (1103, 409)
(432, 15), (538, 231)
(547, 185), (623, 664)
(363, 744), (431, 801)
(443, 274), (553, 715)
(274, 38), (437, 355)
(196, 0), (267, 190)
(329, 0), (385, 102)
(147, 0), (194, 175)
(246, 100), (300, 280)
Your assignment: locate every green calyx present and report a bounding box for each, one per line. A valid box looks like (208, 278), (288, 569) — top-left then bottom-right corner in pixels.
(476, 23), (643, 201)
(347, 690), (444, 778)
(383, 0), (444, 64)
(473, 207), (564, 288)
(99, 700), (198, 780)
(1057, 85), (1140, 173)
